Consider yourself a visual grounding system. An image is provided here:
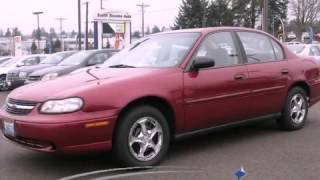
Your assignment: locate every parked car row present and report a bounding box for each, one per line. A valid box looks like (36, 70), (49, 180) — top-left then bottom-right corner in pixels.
(0, 49), (118, 90)
(286, 43), (320, 61)
(0, 55), (48, 89)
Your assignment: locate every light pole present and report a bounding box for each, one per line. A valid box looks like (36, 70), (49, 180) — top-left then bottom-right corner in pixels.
(56, 18), (67, 51)
(32, 11), (43, 52)
(83, 1), (89, 50)
(78, 0), (82, 50)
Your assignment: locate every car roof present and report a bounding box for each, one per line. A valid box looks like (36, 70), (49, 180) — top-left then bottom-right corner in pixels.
(87, 49), (119, 53)
(158, 27), (269, 35)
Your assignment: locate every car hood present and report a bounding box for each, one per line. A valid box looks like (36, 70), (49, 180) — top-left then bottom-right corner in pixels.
(29, 65), (77, 77)
(10, 64), (54, 74)
(0, 67), (14, 74)
(9, 68), (168, 102)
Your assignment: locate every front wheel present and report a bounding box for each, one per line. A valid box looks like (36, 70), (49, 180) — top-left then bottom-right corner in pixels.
(277, 87), (308, 131)
(113, 106), (170, 166)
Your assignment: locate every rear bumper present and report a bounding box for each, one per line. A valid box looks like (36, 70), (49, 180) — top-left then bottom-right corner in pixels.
(0, 113), (117, 153)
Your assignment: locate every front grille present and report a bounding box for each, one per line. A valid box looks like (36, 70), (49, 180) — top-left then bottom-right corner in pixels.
(5, 135), (54, 150)
(28, 76), (41, 82)
(6, 98), (37, 115)
(6, 72), (18, 81)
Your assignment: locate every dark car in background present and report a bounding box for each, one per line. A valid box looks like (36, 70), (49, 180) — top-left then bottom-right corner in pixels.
(6, 51), (75, 89)
(26, 49), (118, 83)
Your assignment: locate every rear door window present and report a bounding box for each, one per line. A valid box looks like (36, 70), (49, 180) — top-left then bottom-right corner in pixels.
(237, 32), (277, 63)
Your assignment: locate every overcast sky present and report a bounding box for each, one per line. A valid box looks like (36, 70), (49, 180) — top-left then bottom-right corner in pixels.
(0, 0), (182, 34)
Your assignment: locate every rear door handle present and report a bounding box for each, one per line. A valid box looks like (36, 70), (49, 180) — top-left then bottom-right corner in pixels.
(281, 69), (289, 75)
(234, 74), (247, 80)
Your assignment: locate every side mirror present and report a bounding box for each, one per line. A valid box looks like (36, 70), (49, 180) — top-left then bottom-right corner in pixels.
(192, 57), (215, 70)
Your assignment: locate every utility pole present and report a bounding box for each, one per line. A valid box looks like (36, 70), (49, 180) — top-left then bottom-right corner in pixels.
(56, 18), (67, 51)
(100, 0), (108, 9)
(83, 1), (89, 50)
(262, 0), (269, 33)
(78, 0), (82, 50)
(136, 3), (150, 37)
(32, 11), (43, 52)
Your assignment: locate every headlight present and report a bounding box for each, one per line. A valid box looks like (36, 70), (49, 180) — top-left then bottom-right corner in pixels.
(19, 72), (27, 78)
(42, 73), (58, 81)
(40, 98), (84, 114)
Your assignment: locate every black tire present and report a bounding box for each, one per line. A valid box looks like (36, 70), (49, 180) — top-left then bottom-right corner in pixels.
(113, 105), (170, 166)
(277, 87), (308, 131)
(0, 75), (8, 91)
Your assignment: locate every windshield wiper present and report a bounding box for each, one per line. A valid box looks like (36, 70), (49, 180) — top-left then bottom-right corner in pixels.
(129, 38), (149, 51)
(109, 64), (136, 68)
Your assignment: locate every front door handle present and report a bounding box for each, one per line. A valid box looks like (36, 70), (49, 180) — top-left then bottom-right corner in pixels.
(281, 69), (289, 75)
(234, 74), (247, 80)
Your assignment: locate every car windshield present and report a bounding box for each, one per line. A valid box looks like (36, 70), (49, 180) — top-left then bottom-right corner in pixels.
(58, 51), (91, 66)
(0, 57), (22, 67)
(287, 45), (305, 54)
(41, 54), (65, 64)
(102, 33), (200, 68)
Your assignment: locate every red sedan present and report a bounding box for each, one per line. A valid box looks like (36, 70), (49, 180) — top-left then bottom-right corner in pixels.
(1, 27), (320, 166)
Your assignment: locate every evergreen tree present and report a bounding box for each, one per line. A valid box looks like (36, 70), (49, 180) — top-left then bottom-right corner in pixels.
(152, 26), (161, 34)
(5, 28), (12, 37)
(31, 41), (37, 54)
(71, 30), (77, 38)
(207, 0), (234, 27)
(173, 0), (209, 29)
(269, 0), (289, 34)
(40, 27), (49, 38)
(132, 31), (141, 38)
(53, 39), (61, 52)
(146, 27), (151, 35)
(232, 0), (259, 28)
(12, 27), (22, 36)
(49, 28), (57, 38)
(0, 29), (3, 37)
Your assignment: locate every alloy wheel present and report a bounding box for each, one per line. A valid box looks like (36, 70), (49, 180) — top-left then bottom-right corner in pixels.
(128, 117), (163, 162)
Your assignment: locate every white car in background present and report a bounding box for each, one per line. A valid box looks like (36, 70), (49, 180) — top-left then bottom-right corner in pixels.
(0, 54), (47, 88)
(287, 44), (320, 61)
(0, 56), (13, 65)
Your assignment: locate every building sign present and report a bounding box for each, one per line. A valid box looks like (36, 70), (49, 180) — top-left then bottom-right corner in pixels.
(109, 23), (125, 33)
(14, 36), (22, 56)
(94, 10), (131, 21)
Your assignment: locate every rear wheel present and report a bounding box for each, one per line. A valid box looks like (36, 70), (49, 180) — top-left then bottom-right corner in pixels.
(113, 105), (170, 166)
(277, 87), (308, 130)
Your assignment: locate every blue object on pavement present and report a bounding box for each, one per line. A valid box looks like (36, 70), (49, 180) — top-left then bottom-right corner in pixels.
(234, 167), (246, 180)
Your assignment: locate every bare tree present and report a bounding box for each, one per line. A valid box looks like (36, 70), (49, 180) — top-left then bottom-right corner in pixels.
(291, 0), (320, 40)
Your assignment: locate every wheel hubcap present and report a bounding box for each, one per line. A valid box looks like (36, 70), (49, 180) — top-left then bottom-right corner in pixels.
(128, 117), (163, 162)
(290, 94), (307, 124)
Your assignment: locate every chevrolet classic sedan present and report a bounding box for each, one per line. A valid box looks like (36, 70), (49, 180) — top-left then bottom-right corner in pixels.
(1, 27), (320, 167)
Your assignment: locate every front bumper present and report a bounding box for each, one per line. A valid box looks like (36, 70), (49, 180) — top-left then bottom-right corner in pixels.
(0, 110), (117, 153)
(6, 79), (26, 89)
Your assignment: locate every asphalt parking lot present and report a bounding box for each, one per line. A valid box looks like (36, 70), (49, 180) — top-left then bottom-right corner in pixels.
(1, 91), (320, 180)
